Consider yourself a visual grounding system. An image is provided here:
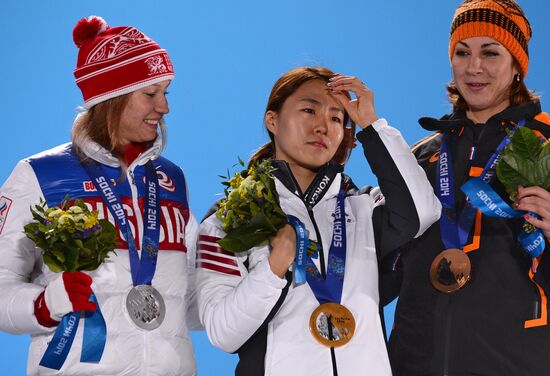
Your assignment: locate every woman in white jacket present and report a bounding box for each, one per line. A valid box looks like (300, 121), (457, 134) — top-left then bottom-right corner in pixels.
(197, 66), (441, 375)
(0, 16), (199, 375)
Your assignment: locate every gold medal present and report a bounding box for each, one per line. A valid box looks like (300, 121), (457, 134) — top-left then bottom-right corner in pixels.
(430, 248), (471, 293)
(309, 302), (355, 347)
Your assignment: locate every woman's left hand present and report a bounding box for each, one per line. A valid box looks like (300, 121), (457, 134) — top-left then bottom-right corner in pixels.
(328, 74), (378, 129)
(516, 185), (550, 239)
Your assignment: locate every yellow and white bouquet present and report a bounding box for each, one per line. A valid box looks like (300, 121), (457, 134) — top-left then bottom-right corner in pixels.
(24, 197), (117, 272)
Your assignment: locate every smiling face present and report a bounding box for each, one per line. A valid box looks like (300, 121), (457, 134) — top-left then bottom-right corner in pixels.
(118, 80), (171, 145)
(451, 36), (518, 123)
(266, 79), (345, 174)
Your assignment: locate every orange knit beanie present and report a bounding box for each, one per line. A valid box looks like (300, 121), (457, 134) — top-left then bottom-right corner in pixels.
(449, 0), (531, 76)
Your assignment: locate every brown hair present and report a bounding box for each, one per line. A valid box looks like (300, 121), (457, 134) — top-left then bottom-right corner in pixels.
(71, 92), (167, 170)
(447, 60), (540, 112)
(249, 66), (354, 168)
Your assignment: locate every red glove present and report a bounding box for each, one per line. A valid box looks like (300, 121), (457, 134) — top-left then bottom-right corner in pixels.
(34, 272), (97, 327)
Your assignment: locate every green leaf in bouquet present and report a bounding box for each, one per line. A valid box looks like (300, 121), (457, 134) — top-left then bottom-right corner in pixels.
(78, 259), (100, 272)
(37, 222), (50, 234)
(222, 230), (273, 252)
(218, 232), (268, 253)
(23, 222), (38, 237)
(496, 158), (525, 198)
(58, 231), (73, 246)
(496, 127), (548, 199)
(509, 126), (542, 161)
(537, 141), (550, 189)
(74, 238), (84, 249)
(249, 211), (280, 233)
(219, 211), (283, 253)
(43, 253), (64, 273)
(80, 246), (93, 258)
(30, 208), (46, 222)
(99, 219), (117, 236)
(62, 242), (80, 272)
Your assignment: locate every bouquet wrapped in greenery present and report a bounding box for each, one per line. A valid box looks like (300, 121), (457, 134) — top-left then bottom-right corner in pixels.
(496, 126), (550, 199)
(217, 158), (317, 254)
(24, 197), (117, 272)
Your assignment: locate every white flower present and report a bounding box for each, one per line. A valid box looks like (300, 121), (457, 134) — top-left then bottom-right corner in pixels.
(58, 214), (74, 225)
(73, 214), (87, 223)
(69, 206), (83, 214)
(47, 209), (63, 218)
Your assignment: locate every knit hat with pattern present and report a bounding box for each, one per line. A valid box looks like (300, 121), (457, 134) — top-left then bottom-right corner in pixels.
(449, 0), (531, 76)
(73, 16), (174, 109)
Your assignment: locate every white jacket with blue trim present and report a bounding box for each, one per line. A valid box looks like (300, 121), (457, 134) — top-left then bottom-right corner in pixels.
(0, 137), (199, 376)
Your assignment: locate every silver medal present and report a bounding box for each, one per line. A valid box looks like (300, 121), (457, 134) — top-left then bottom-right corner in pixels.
(125, 285), (166, 330)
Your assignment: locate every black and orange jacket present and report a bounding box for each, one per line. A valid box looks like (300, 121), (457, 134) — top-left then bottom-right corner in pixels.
(386, 101), (550, 376)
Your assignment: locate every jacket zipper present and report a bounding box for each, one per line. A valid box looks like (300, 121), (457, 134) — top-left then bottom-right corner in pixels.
(443, 124), (478, 374)
(128, 166), (151, 374)
(304, 204), (338, 376)
(305, 204), (327, 279)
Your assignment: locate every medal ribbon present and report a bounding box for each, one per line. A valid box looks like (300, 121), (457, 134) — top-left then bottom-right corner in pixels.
(286, 215), (311, 286)
(82, 161), (161, 286)
(437, 121), (525, 250)
(80, 293), (107, 362)
(287, 182), (346, 304)
(39, 160), (161, 369)
(461, 174), (546, 259)
(39, 292), (106, 370)
(39, 311), (80, 370)
(40, 161), (162, 369)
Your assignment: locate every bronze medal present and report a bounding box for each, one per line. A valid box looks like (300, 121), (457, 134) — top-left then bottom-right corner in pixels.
(430, 248), (471, 293)
(309, 302), (356, 347)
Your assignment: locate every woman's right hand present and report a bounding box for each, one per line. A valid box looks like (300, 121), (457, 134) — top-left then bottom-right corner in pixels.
(516, 185), (550, 240)
(34, 271), (96, 327)
(268, 224), (297, 278)
(328, 74), (378, 129)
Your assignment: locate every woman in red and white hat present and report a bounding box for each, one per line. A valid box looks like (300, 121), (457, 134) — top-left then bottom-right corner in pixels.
(0, 16), (200, 375)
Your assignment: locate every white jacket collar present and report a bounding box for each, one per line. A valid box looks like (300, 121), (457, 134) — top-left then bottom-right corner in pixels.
(79, 135), (163, 168)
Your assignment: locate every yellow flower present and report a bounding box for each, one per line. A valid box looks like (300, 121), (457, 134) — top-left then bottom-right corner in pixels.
(83, 212), (99, 228)
(229, 173), (244, 189)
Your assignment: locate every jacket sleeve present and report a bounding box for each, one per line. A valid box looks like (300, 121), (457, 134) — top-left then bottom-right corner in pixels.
(196, 214), (288, 353)
(184, 206), (203, 331)
(0, 161), (53, 334)
(357, 118), (441, 259)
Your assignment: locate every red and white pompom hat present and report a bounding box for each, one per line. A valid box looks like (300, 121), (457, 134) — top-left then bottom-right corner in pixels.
(73, 16), (174, 109)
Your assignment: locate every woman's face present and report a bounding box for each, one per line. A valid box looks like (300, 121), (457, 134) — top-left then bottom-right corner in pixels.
(119, 80), (171, 145)
(266, 79), (345, 171)
(452, 36), (518, 121)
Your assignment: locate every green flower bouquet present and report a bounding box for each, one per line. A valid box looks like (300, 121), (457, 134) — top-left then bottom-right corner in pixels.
(24, 197), (117, 272)
(496, 126), (550, 199)
(216, 158), (317, 254)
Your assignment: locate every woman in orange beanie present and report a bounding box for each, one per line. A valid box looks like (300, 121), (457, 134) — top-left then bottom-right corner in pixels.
(386, 1), (550, 374)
